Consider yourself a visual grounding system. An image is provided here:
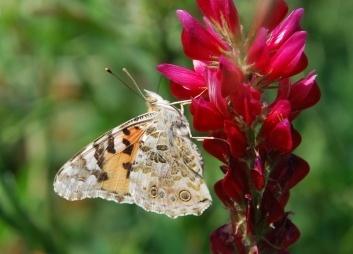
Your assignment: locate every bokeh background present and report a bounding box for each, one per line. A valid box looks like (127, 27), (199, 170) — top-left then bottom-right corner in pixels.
(0, 0), (352, 253)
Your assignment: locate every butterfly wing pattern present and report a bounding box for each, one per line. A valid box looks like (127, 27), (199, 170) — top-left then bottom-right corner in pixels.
(53, 90), (212, 218)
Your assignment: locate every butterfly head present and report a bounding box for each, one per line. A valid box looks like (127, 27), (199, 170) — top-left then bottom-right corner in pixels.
(144, 90), (172, 111)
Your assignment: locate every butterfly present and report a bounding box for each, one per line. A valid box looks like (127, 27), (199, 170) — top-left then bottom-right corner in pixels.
(53, 90), (212, 218)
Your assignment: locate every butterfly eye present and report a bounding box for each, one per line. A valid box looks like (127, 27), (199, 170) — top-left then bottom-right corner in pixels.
(179, 190), (192, 202)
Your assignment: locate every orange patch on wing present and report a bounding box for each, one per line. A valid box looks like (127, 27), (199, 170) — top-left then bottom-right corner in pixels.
(101, 126), (143, 195)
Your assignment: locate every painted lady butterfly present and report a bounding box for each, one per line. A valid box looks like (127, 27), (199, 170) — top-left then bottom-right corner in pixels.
(53, 90), (212, 218)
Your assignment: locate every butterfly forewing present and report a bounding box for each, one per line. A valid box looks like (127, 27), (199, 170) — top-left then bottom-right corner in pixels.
(53, 113), (156, 203)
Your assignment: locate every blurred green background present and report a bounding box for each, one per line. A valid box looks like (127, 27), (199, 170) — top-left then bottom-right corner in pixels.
(0, 0), (352, 253)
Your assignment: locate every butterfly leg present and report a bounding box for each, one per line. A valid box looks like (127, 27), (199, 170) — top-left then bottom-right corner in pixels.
(186, 126), (228, 144)
(169, 99), (192, 106)
(170, 100), (191, 114)
(169, 87), (208, 112)
(174, 102), (228, 143)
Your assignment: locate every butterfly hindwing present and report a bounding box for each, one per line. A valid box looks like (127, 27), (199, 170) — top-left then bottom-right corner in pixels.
(128, 128), (211, 218)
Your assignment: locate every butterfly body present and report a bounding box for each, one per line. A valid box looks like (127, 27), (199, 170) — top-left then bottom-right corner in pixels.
(54, 90), (212, 218)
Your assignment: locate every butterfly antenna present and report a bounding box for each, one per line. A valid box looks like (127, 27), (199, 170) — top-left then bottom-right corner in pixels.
(105, 67), (141, 98)
(122, 68), (147, 100)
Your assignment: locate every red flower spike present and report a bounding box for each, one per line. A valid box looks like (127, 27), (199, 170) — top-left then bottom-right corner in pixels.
(267, 31), (308, 80)
(219, 56), (244, 97)
(190, 97), (224, 131)
(210, 224), (236, 254)
(158, 0), (319, 251)
(197, 0), (240, 37)
(289, 71), (321, 112)
(251, 156), (265, 190)
(224, 121), (247, 159)
(177, 10), (228, 61)
(267, 8), (304, 50)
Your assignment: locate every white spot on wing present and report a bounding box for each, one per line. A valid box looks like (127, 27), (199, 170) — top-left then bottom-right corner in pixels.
(84, 149), (98, 170)
(114, 137), (126, 152)
(86, 175), (97, 185)
(61, 164), (79, 176)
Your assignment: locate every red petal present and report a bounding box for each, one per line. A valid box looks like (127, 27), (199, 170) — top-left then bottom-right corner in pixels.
(170, 82), (203, 99)
(267, 8), (304, 50)
(251, 0), (288, 32)
(210, 224), (236, 254)
(248, 28), (270, 73)
(271, 155), (310, 191)
(268, 31), (307, 80)
(283, 52), (308, 78)
(208, 69), (228, 115)
(278, 191), (290, 208)
(230, 84), (262, 126)
(280, 219), (301, 248)
(265, 217), (300, 249)
(222, 160), (249, 203)
(219, 56), (244, 97)
(190, 97), (224, 131)
(289, 71), (321, 112)
(224, 120), (247, 158)
(261, 189), (285, 223)
(264, 0), (289, 30)
(203, 137), (230, 163)
(157, 64), (205, 90)
(193, 60), (207, 75)
(214, 179), (231, 206)
(268, 119), (293, 153)
(275, 78), (291, 101)
(291, 127), (302, 150)
(263, 99), (291, 134)
(197, 0), (240, 36)
(177, 10), (227, 61)
(222, 169), (244, 202)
